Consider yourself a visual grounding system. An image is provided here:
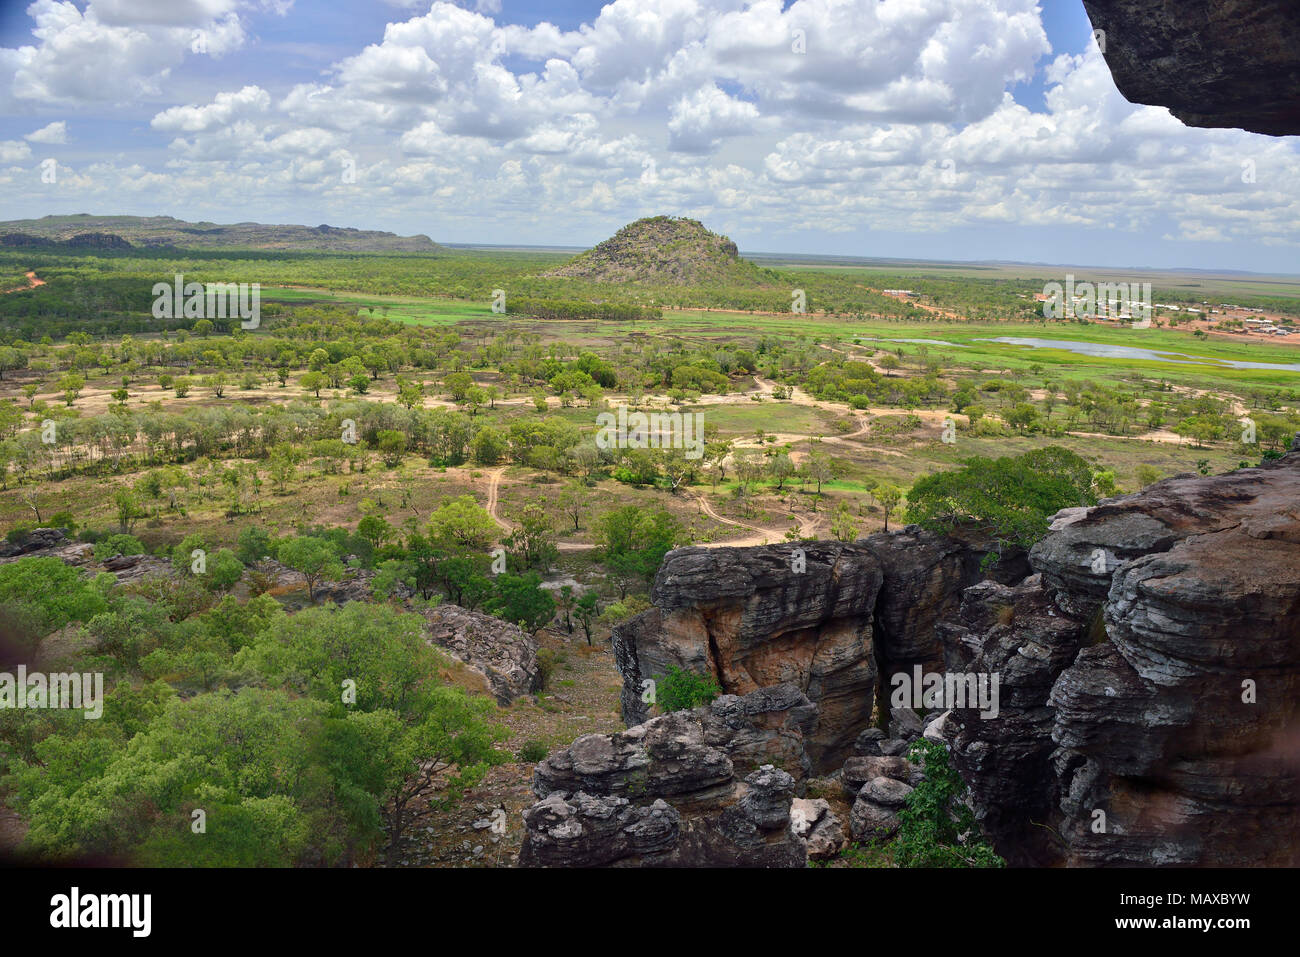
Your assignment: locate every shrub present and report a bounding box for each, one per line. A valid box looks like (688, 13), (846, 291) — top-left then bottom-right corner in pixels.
(535, 648), (563, 689)
(518, 740), (549, 763)
(887, 739), (1004, 868)
(92, 534), (146, 561)
(656, 665), (721, 713)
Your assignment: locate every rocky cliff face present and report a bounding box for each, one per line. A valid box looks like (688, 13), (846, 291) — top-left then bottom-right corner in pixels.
(947, 452), (1300, 865)
(608, 451), (1300, 866)
(1083, 0), (1300, 136)
(612, 534), (1019, 772)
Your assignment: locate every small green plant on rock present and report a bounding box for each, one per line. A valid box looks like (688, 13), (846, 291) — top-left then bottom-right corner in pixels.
(888, 738), (1004, 868)
(655, 665), (721, 713)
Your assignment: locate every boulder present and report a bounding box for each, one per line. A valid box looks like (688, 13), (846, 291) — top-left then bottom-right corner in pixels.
(850, 796), (903, 841)
(842, 754), (920, 797)
(420, 603), (540, 705)
(100, 552), (174, 584)
(790, 797), (845, 861)
(853, 726), (887, 755)
(0, 527), (69, 558)
(613, 542), (882, 770)
(520, 684), (817, 867)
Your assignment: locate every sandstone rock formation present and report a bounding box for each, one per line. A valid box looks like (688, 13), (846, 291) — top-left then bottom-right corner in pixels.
(0, 529), (160, 581)
(944, 452), (1300, 866)
(605, 450), (1300, 866)
(0, 527), (74, 559)
(421, 603), (540, 705)
(519, 684), (819, 867)
(612, 533), (1018, 772)
(1082, 0), (1300, 136)
(99, 552), (175, 585)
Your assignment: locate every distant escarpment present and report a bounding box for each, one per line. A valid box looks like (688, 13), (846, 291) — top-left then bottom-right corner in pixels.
(543, 216), (770, 286)
(596, 448), (1300, 867)
(0, 214), (439, 252)
(1, 231), (133, 251)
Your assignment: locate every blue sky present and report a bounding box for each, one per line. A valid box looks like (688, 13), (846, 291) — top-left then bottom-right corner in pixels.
(1, 0), (1297, 273)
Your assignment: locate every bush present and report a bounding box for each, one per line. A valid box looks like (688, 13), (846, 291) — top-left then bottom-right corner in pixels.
(517, 740), (549, 763)
(656, 665), (721, 713)
(46, 511), (77, 533)
(92, 534), (146, 561)
(887, 739), (1004, 868)
(235, 526), (273, 566)
(535, 648), (564, 689)
(906, 445), (1097, 552)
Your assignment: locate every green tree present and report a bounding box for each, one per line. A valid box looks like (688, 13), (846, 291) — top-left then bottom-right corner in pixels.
(488, 572), (556, 633)
(427, 495), (498, 552)
(277, 536), (344, 602)
(596, 506), (681, 595)
(831, 500), (859, 542)
(888, 739), (1004, 867)
(656, 665), (721, 713)
(0, 557), (111, 656)
(503, 502), (556, 570)
(870, 482), (904, 532)
(905, 446), (1096, 554)
(574, 590), (599, 645)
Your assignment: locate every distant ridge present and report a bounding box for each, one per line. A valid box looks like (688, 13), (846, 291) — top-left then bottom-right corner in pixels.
(0, 214), (440, 253)
(544, 216), (771, 286)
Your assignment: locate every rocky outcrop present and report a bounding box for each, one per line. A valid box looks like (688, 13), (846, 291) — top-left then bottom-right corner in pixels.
(99, 552), (174, 585)
(0, 530), (164, 580)
(0, 527), (73, 558)
(862, 526), (1028, 675)
(944, 452), (1300, 866)
(612, 533), (1018, 772)
(613, 542), (881, 771)
(604, 448), (1300, 866)
(1082, 0), (1300, 136)
(543, 216), (760, 286)
(519, 684), (818, 867)
(421, 603), (540, 705)
(940, 576), (1090, 864)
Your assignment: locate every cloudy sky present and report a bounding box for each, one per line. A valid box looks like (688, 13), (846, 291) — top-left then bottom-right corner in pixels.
(1, 0), (1298, 271)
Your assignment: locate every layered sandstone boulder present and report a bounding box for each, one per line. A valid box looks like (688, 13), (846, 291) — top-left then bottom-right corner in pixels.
(519, 684), (818, 867)
(421, 603), (540, 705)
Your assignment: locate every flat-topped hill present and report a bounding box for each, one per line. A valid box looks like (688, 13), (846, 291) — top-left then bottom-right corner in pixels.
(0, 214), (440, 253)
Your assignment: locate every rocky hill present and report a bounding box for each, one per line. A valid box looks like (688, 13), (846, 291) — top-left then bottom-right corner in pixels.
(0, 214), (439, 252)
(543, 216), (769, 286)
